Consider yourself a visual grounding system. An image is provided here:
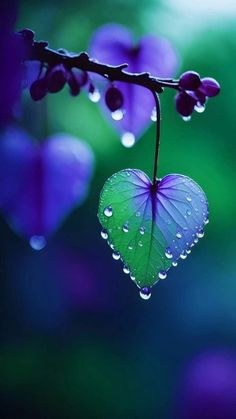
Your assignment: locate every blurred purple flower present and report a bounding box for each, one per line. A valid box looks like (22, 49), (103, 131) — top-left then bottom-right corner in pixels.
(89, 24), (178, 144)
(175, 350), (236, 419)
(0, 2), (25, 127)
(0, 127), (94, 246)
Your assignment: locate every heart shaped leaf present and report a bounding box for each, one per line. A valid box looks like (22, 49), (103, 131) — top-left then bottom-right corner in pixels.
(0, 127), (94, 247)
(98, 169), (208, 297)
(90, 24), (178, 143)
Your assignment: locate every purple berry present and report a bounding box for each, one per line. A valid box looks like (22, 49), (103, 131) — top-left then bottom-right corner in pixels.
(105, 86), (124, 112)
(175, 91), (196, 117)
(199, 77), (220, 97)
(30, 78), (47, 101)
(47, 64), (68, 93)
(179, 71), (201, 91)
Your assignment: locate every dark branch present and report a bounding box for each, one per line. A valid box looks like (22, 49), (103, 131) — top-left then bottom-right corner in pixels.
(24, 38), (180, 95)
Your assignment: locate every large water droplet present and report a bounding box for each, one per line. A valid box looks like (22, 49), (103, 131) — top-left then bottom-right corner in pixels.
(111, 109), (124, 120)
(104, 205), (113, 217)
(121, 132), (135, 148)
(29, 235), (46, 251)
(122, 224), (129, 233)
(176, 232), (182, 239)
(158, 270), (167, 280)
(88, 88), (100, 102)
(112, 251), (120, 260)
(196, 230), (204, 239)
(101, 229), (108, 240)
(123, 266), (130, 274)
(139, 287), (151, 300)
(165, 247), (173, 259)
(182, 116), (191, 122)
(194, 102), (205, 113)
(140, 226), (145, 235)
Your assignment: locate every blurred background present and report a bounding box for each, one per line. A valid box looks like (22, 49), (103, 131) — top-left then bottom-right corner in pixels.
(0, 0), (236, 418)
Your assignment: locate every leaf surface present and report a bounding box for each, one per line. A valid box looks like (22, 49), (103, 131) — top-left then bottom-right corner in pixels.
(98, 169), (208, 289)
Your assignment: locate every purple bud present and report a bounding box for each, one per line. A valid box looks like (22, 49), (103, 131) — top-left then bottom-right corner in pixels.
(199, 77), (220, 97)
(47, 64), (68, 93)
(187, 89), (206, 105)
(30, 78), (48, 101)
(175, 91), (196, 117)
(179, 71), (201, 91)
(68, 68), (88, 96)
(105, 86), (124, 112)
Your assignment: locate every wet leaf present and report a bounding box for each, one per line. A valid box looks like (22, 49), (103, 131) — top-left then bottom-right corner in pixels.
(98, 169), (208, 293)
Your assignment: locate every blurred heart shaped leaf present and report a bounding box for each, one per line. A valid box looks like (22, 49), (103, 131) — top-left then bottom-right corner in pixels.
(98, 169), (208, 296)
(90, 24), (178, 144)
(0, 127), (94, 247)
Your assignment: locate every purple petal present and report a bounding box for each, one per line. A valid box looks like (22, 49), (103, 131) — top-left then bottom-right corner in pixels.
(179, 71), (201, 91)
(200, 77), (221, 97)
(90, 24), (178, 141)
(0, 128), (94, 240)
(175, 91), (196, 116)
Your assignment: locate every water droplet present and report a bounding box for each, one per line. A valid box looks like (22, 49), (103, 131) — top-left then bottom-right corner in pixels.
(111, 109), (124, 120)
(150, 108), (157, 122)
(204, 218), (209, 225)
(104, 206), (113, 217)
(172, 261), (178, 267)
(88, 88), (101, 103)
(186, 196), (192, 202)
(123, 266), (130, 274)
(101, 229), (108, 240)
(182, 116), (191, 122)
(186, 249), (191, 254)
(158, 270), (167, 280)
(128, 245), (133, 250)
(140, 226), (145, 235)
(121, 132), (135, 148)
(186, 209), (191, 216)
(136, 211), (140, 217)
(122, 224), (129, 233)
(130, 274), (135, 281)
(139, 287), (151, 300)
(138, 240), (143, 247)
(196, 230), (204, 239)
(112, 251), (120, 260)
(165, 247), (173, 259)
(194, 102), (205, 113)
(180, 251), (187, 260)
(126, 171), (131, 177)
(176, 232), (182, 239)
(29, 235), (46, 251)
(194, 238), (199, 244)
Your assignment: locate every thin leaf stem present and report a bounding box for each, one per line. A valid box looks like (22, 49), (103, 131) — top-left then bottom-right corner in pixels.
(152, 92), (161, 187)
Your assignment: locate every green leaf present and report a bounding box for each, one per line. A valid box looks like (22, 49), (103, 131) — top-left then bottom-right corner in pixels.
(98, 169), (208, 297)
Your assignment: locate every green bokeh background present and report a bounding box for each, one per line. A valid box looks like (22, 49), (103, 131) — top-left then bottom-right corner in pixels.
(0, 0), (235, 418)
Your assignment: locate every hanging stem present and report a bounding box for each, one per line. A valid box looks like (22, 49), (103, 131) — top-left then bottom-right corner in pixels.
(152, 92), (161, 187)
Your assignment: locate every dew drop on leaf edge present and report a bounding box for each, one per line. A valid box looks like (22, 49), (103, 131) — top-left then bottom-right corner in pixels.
(139, 287), (151, 300)
(104, 205), (113, 217)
